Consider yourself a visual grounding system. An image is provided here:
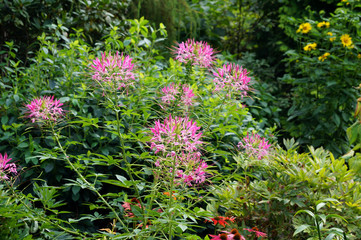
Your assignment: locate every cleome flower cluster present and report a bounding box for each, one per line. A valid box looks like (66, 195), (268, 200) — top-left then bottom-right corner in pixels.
(90, 51), (135, 92)
(172, 39), (215, 68)
(149, 115), (208, 186)
(213, 63), (251, 98)
(0, 153), (17, 180)
(160, 83), (195, 109)
(238, 133), (271, 160)
(25, 96), (64, 124)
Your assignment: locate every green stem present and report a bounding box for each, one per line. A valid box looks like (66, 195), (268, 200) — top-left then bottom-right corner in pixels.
(203, 94), (228, 134)
(167, 156), (177, 239)
(115, 108), (148, 230)
(50, 124), (129, 233)
(315, 215), (322, 240)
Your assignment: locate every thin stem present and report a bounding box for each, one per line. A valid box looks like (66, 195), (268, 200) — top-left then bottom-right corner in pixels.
(50, 124), (129, 233)
(203, 94), (228, 134)
(115, 107), (148, 230)
(315, 214), (322, 240)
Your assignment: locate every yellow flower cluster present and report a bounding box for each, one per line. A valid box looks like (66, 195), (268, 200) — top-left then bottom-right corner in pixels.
(297, 23), (312, 34)
(327, 32), (336, 42)
(341, 34), (353, 48)
(304, 43), (317, 51)
(318, 52), (330, 62)
(317, 21), (330, 28)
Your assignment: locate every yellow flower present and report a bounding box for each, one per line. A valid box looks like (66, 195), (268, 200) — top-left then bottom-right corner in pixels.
(341, 34), (353, 48)
(317, 21), (330, 28)
(297, 23), (312, 34)
(318, 52), (330, 62)
(304, 43), (317, 51)
(358, 54), (361, 59)
(327, 32), (336, 42)
(341, 0), (350, 5)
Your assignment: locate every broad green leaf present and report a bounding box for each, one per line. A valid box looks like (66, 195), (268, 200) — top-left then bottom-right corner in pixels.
(293, 224), (310, 236)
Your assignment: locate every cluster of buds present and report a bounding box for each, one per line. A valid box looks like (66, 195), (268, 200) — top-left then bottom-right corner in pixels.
(90, 51), (135, 93)
(25, 96), (64, 124)
(160, 83), (195, 109)
(173, 39), (215, 68)
(0, 153), (17, 180)
(238, 133), (271, 160)
(149, 115), (208, 186)
(213, 63), (251, 98)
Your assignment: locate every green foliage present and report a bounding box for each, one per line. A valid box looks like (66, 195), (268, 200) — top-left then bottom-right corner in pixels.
(129, 0), (199, 43)
(0, 0), (131, 62)
(208, 144), (361, 239)
(1, 18), (274, 239)
(1, 1), (361, 237)
(279, 2), (361, 155)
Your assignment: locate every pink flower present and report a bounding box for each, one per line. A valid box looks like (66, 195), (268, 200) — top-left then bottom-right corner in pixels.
(238, 133), (270, 160)
(181, 85), (195, 106)
(209, 231), (245, 240)
(122, 198), (142, 218)
(173, 39), (215, 68)
(244, 227), (267, 238)
(0, 153), (17, 180)
(161, 83), (180, 105)
(25, 96), (64, 124)
(90, 51), (135, 92)
(160, 83), (195, 109)
(213, 63), (251, 98)
(150, 115), (203, 154)
(175, 154), (208, 186)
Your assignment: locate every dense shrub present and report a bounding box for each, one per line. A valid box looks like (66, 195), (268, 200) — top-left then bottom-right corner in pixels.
(279, 1), (361, 155)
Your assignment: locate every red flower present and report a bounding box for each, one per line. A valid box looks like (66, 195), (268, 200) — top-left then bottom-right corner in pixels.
(207, 216), (236, 227)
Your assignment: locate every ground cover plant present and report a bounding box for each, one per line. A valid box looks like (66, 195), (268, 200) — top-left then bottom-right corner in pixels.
(1, 2), (361, 240)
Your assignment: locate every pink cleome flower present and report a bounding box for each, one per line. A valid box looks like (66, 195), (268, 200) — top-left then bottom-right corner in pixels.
(25, 96), (64, 123)
(160, 83), (195, 108)
(244, 227), (267, 238)
(0, 153), (17, 180)
(150, 115), (203, 154)
(175, 154), (208, 186)
(150, 115), (208, 186)
(173, 39), (215, 68)
(213, 63), (251, 98)
(238, 133), (271, 160)
(90, 51), (135, 91)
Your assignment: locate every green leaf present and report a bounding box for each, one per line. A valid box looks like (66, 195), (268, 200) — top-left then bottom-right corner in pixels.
(18, 142), (29, 148)
(178, 223), (188, 232)
(1, 116), (8, 125)
(293, 224), (310, 236)
(295, 210), (315, 219)
(325, 233), (335, 240)
(316, 202), (327, 211)
(326, 214), (348, 223)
